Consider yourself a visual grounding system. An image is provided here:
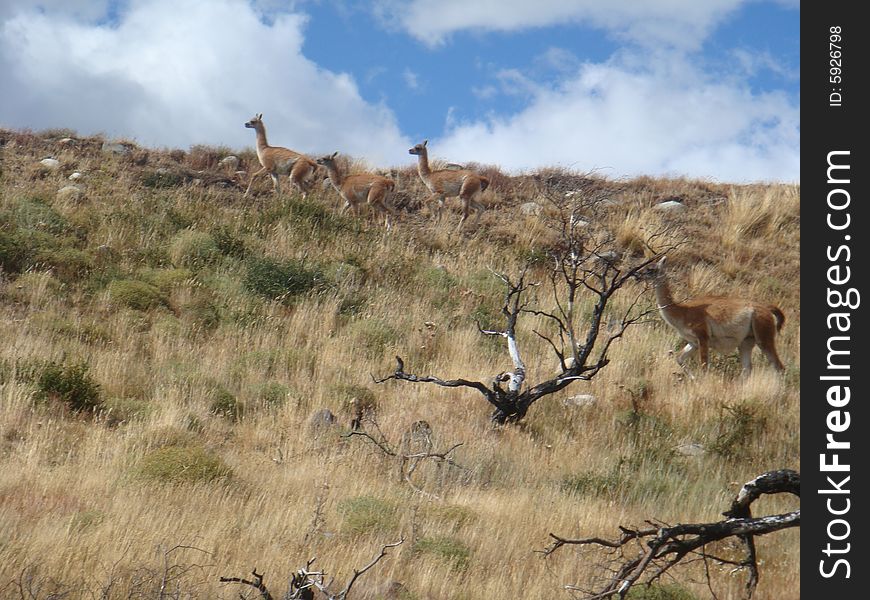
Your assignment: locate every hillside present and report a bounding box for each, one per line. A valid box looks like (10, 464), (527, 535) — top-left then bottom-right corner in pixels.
(0, 128), (800, 599)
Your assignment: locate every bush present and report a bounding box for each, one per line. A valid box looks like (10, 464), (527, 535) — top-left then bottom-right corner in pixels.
(348, 318), (400, 358)
(336, 496), (396, 536)
(243, 257), (322, 304)
(15, 197), (71, 235)
(413, 535), (471, 571)
(211, 226), (248, 258)
(168, 230), (219, 269)
(37, 362), (102, 413)
(136, 445), (232, 484)
(0, 229), (26, 273)
(258, 381), (290, 410)
(331, 383), (378, 417)
(141, 169), (184, 188)
(107, 279), (166, 310)
(626, 584), (699, 600)
(209, 387), (244, 421)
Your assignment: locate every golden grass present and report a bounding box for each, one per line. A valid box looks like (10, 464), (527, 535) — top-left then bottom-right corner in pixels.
(0, 129), (799, 599)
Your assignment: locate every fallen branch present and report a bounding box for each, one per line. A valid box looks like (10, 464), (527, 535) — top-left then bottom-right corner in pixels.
(543, 469), (800, 599)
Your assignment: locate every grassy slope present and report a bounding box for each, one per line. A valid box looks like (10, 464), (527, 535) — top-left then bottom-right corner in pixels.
(0, 129), (799, 599)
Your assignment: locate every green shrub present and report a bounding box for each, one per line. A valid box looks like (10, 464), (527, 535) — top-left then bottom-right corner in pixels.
(141, 169), (184, 188)
(209, 387), (244, 421)
(107, 279), (166, 310)
(243, 257), (322, 304)
(32, 246), (93, 281)
(336, 496), (396, 536)
(168, 230), (219, 269)
(36, 362), (102, 413)
(15, 197), (71, 235)
(211, 226), (248, 258)
(0, 229), (26, 273)
(135, 445), (232, 484)
(140, 268), (193, 291)
(102, 396), (153, 423)
(414, 535), (471, 571)
(348, 318), (400, 358)
(626, 583), (699, 600)
(710, 402), (766, 460)
(258, 381), (290, 410)
(331, 383), (378, 415)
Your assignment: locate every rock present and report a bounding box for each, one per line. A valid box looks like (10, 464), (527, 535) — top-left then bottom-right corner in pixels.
(563, 394), (597, 408)
(674, 442), (706, 456)
(101, 141), (131, 155)
(68, 172), (83, 181)
(653, 200), (687, 212)
(308, 408), (337, 431)
(58, 137), (76, 145)
(56, 185), (85, 201)
(520, 202), (542, 216)
(219, 155), (240, 170)
(39, 158), (60, 171)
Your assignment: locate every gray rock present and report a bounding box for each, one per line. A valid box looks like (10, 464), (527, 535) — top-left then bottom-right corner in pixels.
(563, 394), (597, 408)
(57, 185), (85, 201)
(101, 141), (131, 155)
(39, 158), (60, 171)
(674, 442), (706, 456)
(219, 155), (240, 170)
(520, 202), (542, 216)
(308, 408), (337, 431)
(653, 200), (687, 212)
(68, 171), (83, 181)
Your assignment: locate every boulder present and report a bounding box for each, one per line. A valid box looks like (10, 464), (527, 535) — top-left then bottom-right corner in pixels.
(39, 158), (60, 171)
(57, 185), (85, 202)
(520, 202), (542, 216)
(101, 141), (131, 155)
(219, 155), (240, 171)
(563, 394), (597, 408)
(653, 200), (687, 212)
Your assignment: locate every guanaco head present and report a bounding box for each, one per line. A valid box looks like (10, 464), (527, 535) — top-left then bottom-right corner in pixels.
(637, 255), (668, 282)
(315, 151), (340, 167)
(408, 140), (428, 156)
(244, 113), (264, 129)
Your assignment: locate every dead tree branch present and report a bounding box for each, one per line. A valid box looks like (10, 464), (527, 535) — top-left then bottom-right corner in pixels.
(345, 416), (466, 498)
(375, 191), (681, 423)
(543, 470), (800, 599)
(219, 539), (403, 600)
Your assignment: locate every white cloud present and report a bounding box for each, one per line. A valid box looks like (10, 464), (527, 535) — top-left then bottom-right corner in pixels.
(433, 53), (799, 182)
(376, 0), (751, 50)
(0, 0), (411, 165)
(402, 68), (421, 91)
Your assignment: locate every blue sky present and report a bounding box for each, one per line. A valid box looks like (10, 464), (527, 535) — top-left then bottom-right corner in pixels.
(0, 0), (799, 182)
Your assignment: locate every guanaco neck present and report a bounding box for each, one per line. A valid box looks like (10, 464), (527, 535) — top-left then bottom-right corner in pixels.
(322, 161), (344, 191)
(414, 149), (432, 181)
(252, 122), (270, 156)
(653, 274), (677, 311)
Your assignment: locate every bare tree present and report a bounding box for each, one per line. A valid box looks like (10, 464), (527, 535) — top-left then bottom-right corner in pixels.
(376, 193), (679, 423)
(219, 539), (404, 600)
(542, 469), (800, 599)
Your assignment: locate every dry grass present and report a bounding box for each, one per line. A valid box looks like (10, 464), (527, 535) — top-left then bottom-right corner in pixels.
(0, 129), (799, 599)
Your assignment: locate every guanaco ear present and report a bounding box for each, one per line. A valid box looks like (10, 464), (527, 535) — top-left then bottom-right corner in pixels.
(331, 151), (339, 159)
(257, 113), (263, 120)
(422, 139), (428, 147)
